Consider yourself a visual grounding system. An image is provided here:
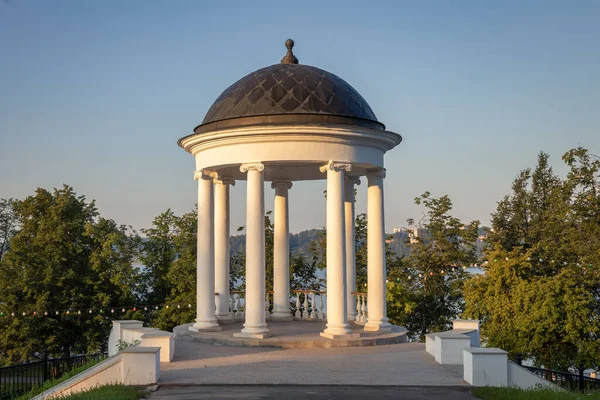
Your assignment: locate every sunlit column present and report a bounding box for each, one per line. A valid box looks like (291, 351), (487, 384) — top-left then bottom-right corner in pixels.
(271, 180), (293, 321)
(234, 163), (271, 338)
(365, 168), (391, 332)
(320, 161), (355, 339)
(214, 176), (235, 322)
(190, 170), (221, 332)
(345, 176), (360, 322)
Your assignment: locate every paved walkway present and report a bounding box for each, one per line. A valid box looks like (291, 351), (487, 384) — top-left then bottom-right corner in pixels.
(150, 386), (478, 399)
(159, 337), (468, 386)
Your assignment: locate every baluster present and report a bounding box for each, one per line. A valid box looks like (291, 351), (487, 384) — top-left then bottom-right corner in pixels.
(230, 294), (235, 317)
(356, 295), (362, 323)
(295, 292), (301, 319)
(362, 294), (367, 322)
(241, 292), (246, 320)
(234, 294), (241, 320)
(302, 292), (309, 320)
(310, 292), (316, 319)
(265, 293), (271, 320)
(318, 293), (325, 320)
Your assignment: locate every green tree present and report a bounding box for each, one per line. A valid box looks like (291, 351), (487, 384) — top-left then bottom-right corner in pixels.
(0, 198), (18, 262)
(402, 192), (479, 340)
(0, 186), (140, 362)
(463, 148), (600, 370)
(139, 210), (178, 306)
(152, 209), (197, 331)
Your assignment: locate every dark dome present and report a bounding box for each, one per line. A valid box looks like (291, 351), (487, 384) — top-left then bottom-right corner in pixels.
(197, 63), (384, 132)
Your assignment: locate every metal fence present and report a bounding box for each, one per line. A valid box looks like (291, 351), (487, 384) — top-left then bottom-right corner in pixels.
(515, 355), (600, 393)
(0, 353), (105, 399)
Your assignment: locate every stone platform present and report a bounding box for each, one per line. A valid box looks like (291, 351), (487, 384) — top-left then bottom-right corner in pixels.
(174, 320), (407, 348)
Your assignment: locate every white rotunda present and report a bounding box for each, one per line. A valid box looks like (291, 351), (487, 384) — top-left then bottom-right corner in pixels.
(178, 39), (402, 340)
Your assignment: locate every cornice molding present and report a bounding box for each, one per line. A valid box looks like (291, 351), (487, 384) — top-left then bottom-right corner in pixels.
(179, 124), (402, 156)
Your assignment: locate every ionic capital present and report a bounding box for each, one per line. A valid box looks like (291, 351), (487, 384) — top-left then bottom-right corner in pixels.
(345, 176), (361, 186)
(193, 169), (216, 181)
(271, 180), (293, 190)
(240, 163), (265, 173)
(319, 161), (352, 173)
(214, 176), (236, 186)
(366, 168), (386, 180)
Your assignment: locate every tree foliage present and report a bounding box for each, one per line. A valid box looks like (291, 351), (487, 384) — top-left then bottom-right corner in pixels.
(463, 148), (600, 370)
(387, 193), (479, 340)
(0, 186), (139, 362)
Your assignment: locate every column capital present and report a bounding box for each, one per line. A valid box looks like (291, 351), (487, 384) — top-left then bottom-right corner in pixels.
(194, 169), (216, 181)
(271, 179), (293, 190)
(366, 168), (386, 180)
(240, 163), (265, 173)
(345, 176), (361, 186)
(214, 176), (236, 186)
(319, 161), (352, 173)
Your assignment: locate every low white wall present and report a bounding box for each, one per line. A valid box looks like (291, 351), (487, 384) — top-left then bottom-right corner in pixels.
(34, 347), (160, 399)
(140, 332), (175, 363)
(453, 319), (480, 348)
(507, 360), (559, 390)
(464, 348), (508, 387)
(108, 320), (143, 356)
(109, 320), (174, 362)
(425, 334), (435, 356)
(434, 332), (471, 365)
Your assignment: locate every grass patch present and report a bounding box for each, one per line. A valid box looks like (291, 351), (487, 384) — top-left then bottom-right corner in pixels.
(58, 384), (145, 399)
(472, 387), (600, 399)
(15, 358), (104, 400)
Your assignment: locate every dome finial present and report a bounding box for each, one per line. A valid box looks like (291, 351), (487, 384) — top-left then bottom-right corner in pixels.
(281, 39), (299, 64)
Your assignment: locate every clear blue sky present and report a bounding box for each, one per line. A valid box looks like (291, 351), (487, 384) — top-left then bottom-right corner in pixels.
(1, 0), (599, 233)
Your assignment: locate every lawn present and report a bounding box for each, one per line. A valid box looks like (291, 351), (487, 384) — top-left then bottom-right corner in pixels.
(15, 358), (104, 400)
(58, 385), (145, 399)
(472, 387), (600, 400)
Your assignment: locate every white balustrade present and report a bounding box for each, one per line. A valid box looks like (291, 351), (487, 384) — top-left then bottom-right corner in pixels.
(295, 292), (302, 319)
(265, 293), (271, 320)
(231, 292), (245, 321)
(302, 293), (309, 320)
(353, 292), (367, 325)
(318, 294), (326, 320)
(230, 290), (327, 322)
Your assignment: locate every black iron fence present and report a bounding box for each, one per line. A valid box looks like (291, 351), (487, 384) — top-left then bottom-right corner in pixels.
(0, 353), (106, 399)
(515, 355), (600, 393)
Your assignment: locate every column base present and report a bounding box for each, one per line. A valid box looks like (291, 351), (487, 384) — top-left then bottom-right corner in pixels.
(189, 322), (222, 332)
(320, 332), (361, 340)
(270, 312), (294, 322)
(216, 314), (235, 324)
(364, 320), (392, 332)
(234, 326), (272, 339)
(322, 324), (354, 339)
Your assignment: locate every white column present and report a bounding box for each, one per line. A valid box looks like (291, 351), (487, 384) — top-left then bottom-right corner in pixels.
(320, 161), (356, 339)
(344, 176), (360, 322)
(365, 169), (392, 332)
(190, 170), (221, 332)
(271, 180), (293, 321)
(234, 163), (271, 338)
(214, 176), (235, 322)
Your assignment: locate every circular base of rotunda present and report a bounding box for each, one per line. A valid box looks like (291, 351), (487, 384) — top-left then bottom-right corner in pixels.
(175, 321), (408, 348)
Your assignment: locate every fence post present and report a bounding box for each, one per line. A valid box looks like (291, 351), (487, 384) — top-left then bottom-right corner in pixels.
(579, 361), (585, 393)
(43, 350), (49, 382)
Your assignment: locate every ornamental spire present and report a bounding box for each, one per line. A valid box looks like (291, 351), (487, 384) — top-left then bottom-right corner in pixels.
(280, 39), (299, 64)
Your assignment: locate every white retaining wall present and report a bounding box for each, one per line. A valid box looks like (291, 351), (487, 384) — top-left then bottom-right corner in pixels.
(34, 347), (160, 399)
